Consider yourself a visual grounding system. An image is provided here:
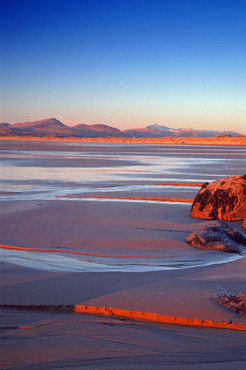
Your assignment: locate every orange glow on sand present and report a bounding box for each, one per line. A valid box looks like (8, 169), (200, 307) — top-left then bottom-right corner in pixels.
(0, 304), (245, 331)
(1, 135), (246, 145)
(55, 195), (194, 203)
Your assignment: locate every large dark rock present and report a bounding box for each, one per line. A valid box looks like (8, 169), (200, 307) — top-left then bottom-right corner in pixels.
(185, 220), (246, 254)
(190, 175), (246, 221)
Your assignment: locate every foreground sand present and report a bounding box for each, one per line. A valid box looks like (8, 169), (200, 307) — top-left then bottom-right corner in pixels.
(1, 199), (246, 369)
(1, 305), (246, 370)
(0, 140), (246, 369)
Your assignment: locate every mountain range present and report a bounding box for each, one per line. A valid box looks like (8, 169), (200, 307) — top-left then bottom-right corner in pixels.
(0, 118), (242, 138)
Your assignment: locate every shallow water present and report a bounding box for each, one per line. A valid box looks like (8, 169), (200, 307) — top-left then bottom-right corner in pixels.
(0, 246), (243, 272)
(0, 143), (245, 201)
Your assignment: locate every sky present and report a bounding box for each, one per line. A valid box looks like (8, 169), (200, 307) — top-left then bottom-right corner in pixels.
(1, 0), (246, 133)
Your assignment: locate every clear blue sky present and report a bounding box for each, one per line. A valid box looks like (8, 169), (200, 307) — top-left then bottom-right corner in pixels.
(1, 0), (246, 133)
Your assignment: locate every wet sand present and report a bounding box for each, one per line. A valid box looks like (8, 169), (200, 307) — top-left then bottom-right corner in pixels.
(1, 307), (246, 370)
(0, 140), (246, 369)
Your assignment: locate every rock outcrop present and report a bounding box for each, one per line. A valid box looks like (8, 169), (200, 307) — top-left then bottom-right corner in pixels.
(211, 292), (246, 316)
(190, 175), (246, 221)
(185, 220), (246, 254)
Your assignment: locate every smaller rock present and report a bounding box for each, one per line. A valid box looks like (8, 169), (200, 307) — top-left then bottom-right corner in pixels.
(210, 291), (246, 316)
(185, 220), (246, 254)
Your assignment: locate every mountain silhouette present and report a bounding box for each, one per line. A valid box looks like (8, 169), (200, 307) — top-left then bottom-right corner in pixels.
(0, 118), (242, 138)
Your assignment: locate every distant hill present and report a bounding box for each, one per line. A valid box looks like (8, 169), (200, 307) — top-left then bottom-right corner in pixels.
(0, 123), (10, 128)
(0, 118), (242, 138)
(72, 123), (123, 137)
(123, 124), (241, 138)
(10, 118), (76, 137)
(122, 126), (164, 138)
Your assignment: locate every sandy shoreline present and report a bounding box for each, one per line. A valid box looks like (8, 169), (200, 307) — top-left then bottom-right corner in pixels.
(0, 140), (246, 368)
(1, 134), (246, 146)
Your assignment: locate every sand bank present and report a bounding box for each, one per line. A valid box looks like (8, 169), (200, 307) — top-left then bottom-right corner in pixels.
(1, 303), (245, 331)
(1, 134), (246, 145)
(55, 194), (194, 202)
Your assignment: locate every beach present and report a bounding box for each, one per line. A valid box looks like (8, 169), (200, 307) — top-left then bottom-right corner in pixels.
(0, 139), (246, 369)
